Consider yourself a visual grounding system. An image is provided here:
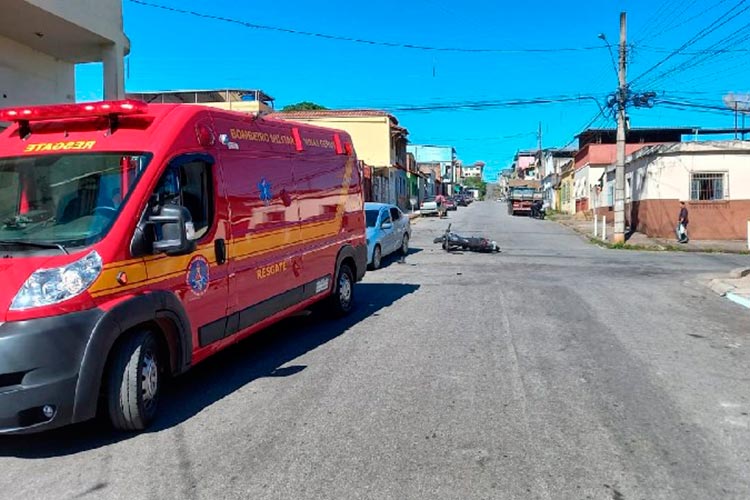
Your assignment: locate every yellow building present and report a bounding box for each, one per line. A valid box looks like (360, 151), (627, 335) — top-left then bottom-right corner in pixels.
(559, 162), (575, 214)
(126, 89), (275, 115)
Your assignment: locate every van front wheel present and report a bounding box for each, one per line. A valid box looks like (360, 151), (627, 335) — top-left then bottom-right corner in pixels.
(328, 263), (354, 317)
(106, 330), (161, 431)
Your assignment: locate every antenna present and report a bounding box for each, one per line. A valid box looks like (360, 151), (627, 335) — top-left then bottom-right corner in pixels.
(723, 92), (750, 140)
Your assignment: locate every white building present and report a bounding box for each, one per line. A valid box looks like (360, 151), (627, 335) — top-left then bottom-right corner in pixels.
(461, 164), (483, 178)
(605, 141), (750, 240)
(1, 0), (129, 112)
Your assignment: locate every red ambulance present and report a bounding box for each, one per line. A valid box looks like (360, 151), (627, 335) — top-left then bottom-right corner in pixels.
(0, 100), (367, 433)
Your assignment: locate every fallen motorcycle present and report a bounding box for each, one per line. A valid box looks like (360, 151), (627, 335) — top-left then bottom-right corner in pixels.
(433, 224), (501, 253)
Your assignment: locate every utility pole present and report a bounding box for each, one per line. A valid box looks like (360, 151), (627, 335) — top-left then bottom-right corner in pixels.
(613, 11), (628, 244)
(537, 121), (543, 180)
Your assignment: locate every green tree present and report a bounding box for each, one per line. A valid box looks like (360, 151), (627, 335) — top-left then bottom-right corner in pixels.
(281, 101), (328, 112)
(462, 176), (487, 199)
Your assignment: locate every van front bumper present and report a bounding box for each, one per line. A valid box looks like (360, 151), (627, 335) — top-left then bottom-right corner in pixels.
(0, 309), (103, 434)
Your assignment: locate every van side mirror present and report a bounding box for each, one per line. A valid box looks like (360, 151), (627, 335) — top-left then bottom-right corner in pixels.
(149, 204), (197, 256)
(381, 221), (393, 230)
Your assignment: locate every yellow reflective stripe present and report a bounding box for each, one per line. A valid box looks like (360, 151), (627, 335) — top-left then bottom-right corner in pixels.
(93, 157), (356, 298)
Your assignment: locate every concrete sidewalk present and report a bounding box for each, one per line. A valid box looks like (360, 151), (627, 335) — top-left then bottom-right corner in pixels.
(553, 213), (750, 254)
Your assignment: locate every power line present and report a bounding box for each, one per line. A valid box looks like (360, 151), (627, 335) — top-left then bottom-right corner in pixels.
(637, 44), (750, 54)
(630, 0), (750, 85)
(386, 95), (608, 113)
(128, 0), (607, 54)
(635, 0), (693, 44)
(639, 18), (750, 88)
(560, 108), (609, 149)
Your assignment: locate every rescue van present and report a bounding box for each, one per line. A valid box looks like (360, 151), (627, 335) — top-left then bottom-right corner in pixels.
(0, 100), (367, 433)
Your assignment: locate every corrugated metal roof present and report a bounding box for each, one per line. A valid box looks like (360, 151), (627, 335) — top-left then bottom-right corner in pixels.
(126, 89), (274, 103)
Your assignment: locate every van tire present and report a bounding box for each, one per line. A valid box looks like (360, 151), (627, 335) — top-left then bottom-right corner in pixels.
(328, 263), (355, 317)
(106, 330), (161, 432)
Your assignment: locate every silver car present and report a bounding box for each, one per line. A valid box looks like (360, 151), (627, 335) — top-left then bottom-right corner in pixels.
(365, 202), (411, 269)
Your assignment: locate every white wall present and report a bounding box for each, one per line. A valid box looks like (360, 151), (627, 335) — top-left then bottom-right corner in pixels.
(629, 145), (750, 202)
(28, 0), (128, 47)
(0, 34), (74, 107)
(0, 0), (128, 107)
(574, 164), (606, 200)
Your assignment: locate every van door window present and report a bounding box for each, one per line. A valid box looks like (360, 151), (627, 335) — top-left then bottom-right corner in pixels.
(154, 158), (213, 240)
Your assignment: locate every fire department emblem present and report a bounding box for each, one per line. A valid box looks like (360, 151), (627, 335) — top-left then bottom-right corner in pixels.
(186, 255), (210, 296)
(258, 177), (273, 206)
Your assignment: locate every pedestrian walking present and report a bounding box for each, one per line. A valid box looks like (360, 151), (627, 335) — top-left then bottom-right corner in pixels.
(436, 193), (446, 218)
(676, 201), (689, 243)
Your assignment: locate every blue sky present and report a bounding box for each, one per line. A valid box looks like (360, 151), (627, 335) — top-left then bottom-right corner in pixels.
(77, 0), (750, 181)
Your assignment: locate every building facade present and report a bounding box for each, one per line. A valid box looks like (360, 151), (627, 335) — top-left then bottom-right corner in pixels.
(0, 0), (129, 112)
(512, 150), (539, 180)
(613, 141), (750, 240)
(408, 145), (457, 195)
(461, 162), (484, 179)
(559, 162), (575, 214)
(574, 143), (650, 213)
(540, 150), (576, 210)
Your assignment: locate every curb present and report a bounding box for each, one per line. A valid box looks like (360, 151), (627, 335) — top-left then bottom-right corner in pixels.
(726, 292), (750, 310)
(729, 267), (750, 279)
(708, 279), (736, 296)
(555, 220), (750, 254)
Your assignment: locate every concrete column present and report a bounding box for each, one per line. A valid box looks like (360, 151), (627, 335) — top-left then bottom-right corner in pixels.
(102, 43), (125, 100)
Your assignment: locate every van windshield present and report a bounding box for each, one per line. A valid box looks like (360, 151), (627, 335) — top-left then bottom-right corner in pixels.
(0, 153), (150, 250)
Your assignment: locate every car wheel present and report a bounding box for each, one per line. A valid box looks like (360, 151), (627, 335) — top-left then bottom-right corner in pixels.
(400, 234), (409, 256)
(107, 330), (161, 431)
(370, 245), (382, 270)
(327, 263), (355, 316)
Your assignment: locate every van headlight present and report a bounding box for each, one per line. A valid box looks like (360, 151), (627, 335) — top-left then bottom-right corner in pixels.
(10, 251), (102, 310)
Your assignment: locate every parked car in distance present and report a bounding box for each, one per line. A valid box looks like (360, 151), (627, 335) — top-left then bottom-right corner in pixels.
(456, 195), (468, 207)
(444, 197), (458, 211)
(419, 198), (439, 216)
(365, 202), (411, 269)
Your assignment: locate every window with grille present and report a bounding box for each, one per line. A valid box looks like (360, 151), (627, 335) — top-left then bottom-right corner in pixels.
(690, 172), (725, 201)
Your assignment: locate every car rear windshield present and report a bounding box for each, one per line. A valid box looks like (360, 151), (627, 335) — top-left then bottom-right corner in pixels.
(0, 152), (150, 250)
(365, 209), (380, 228)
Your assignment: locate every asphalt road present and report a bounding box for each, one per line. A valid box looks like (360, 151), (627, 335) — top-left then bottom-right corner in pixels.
(1, 201), (749, 500)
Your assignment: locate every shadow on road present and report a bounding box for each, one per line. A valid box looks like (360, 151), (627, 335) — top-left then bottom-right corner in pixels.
(374, 247), (423, 270)
(0, 282), (420, 458)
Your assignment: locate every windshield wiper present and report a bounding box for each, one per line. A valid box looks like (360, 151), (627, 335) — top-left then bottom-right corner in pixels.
(0, 240), (69, 255)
